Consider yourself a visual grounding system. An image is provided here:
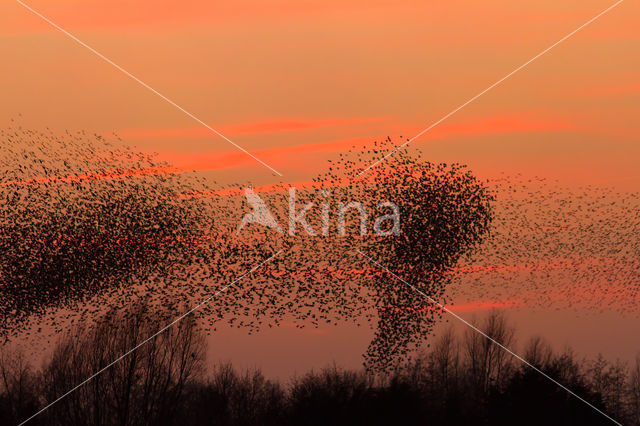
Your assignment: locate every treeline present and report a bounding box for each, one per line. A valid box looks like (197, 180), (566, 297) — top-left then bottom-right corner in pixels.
(1, 305), (639, 425)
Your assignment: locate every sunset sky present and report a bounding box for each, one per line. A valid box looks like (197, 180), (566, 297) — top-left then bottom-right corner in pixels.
(2, 0), (639, 377)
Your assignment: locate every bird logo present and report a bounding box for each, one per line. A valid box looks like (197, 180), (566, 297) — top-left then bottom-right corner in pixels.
(237, 187), (283, 234)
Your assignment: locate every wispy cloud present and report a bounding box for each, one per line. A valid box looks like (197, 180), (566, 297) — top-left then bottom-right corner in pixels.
(162, 111), (575, 172)
(6, 111), (576, 188)
(118, 117), (387, 140)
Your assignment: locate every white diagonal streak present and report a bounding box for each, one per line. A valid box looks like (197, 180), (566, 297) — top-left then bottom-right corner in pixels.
(358, 0), (624, 176)
(357, 250), (622, 426)
(15, 0), (283, 177)
(18, 250), (282, 425)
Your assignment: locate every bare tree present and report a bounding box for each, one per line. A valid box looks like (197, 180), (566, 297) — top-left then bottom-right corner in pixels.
(523, 336), (553, 369)
(40, 299), (205, 426)
(185, 362), (284, 425)
(463, 310), (515, 396)
(426, 326), (460, 394)
(3, 309), (638, 425)
(587, 354), (628, 420)
(629, 354), (640, 426)
(0, 347), (40, 424)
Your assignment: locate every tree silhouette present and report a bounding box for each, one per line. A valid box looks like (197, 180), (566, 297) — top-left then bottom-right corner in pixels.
(2, 306), (638, 425)
(40, 299), (205, 426)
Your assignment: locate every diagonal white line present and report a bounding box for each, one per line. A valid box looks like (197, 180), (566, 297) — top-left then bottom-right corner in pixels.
(358, 0), (625, 176)
(18, 250), (282, 426)
(357, 249), (622, 426)
(15, 0), (283, 177)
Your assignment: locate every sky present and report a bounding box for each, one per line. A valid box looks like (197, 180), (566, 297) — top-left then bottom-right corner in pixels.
(1, 0), (639, 377)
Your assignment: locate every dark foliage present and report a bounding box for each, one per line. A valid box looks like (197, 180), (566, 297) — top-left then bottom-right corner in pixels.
(2, 310), (638, 426)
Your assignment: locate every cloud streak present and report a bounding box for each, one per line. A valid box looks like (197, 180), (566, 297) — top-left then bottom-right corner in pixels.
(118, 117), (387, 140)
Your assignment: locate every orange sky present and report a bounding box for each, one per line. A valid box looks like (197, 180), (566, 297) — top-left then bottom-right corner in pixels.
(1, 0), (638, 183)
(2, 0), (639, 375)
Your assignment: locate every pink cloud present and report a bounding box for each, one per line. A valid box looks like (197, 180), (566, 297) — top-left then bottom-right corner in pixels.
(118, 117), (388, 140)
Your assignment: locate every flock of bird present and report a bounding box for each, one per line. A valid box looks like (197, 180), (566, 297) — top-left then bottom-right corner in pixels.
(1, 125), (638, 370)
(448, 174), (640, 314)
